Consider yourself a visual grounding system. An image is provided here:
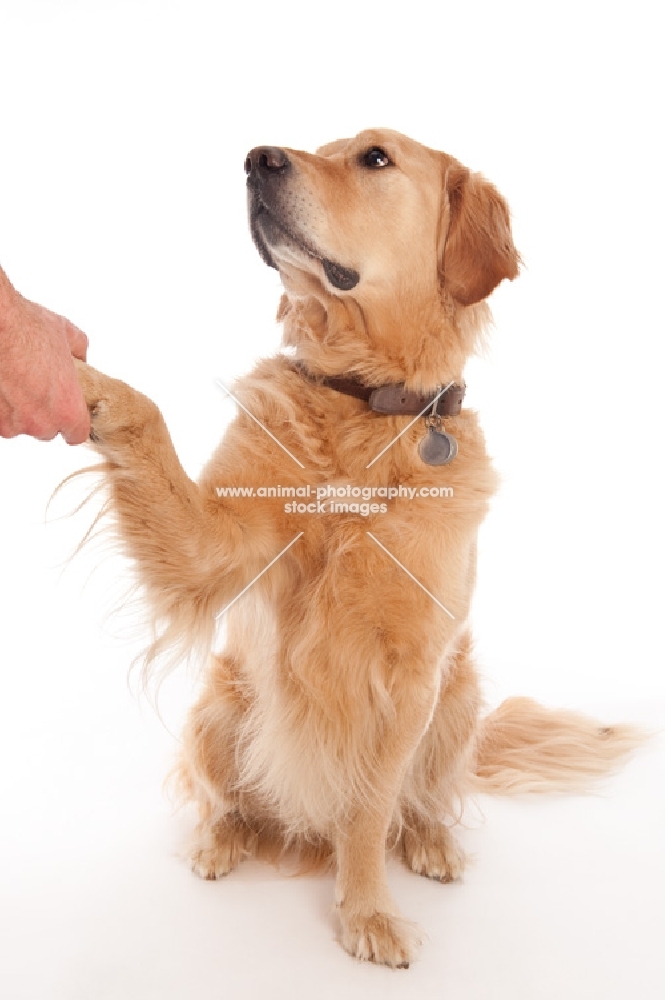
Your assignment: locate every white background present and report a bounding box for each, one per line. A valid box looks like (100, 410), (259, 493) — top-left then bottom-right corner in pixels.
(1, 1), (664, 997)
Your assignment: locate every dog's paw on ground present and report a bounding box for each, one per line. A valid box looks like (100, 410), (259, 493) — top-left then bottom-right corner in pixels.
(340, 910), (422, 968)
(190, 819), (254, 880)
(191, 843), (238, 880)
(402, 821), (467, 882)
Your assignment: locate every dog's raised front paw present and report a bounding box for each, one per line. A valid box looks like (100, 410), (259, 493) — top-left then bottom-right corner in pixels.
(74, 358), (157, 452)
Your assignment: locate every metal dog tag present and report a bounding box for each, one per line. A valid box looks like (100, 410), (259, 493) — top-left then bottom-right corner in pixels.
(418, 426), (458, 466)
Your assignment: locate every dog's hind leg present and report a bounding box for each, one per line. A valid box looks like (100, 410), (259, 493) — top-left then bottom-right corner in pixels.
(190, 810), (257, 880)
(400, 813), (467, 882)
(174, 654), (256, 879)
(398, 631), (481, 882)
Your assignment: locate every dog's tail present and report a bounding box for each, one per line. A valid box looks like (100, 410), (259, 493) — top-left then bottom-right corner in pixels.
(472, 696), (647, 794)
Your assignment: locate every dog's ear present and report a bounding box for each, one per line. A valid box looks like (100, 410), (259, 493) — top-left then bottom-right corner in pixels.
(441, 165), (520, 306)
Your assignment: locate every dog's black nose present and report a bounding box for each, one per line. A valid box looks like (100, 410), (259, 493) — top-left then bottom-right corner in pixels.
(244, 146), (290, 177)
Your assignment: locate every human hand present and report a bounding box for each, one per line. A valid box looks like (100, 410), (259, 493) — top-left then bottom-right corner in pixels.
(0, 270), (91, 444)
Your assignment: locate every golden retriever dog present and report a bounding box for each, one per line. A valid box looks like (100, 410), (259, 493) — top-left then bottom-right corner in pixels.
(72, 129), (640, 968)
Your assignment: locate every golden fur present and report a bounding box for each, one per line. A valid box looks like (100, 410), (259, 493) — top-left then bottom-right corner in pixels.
(71, 129), (641, 968)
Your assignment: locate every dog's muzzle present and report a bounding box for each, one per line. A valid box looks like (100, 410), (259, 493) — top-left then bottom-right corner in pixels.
(244, 146), (360, 292)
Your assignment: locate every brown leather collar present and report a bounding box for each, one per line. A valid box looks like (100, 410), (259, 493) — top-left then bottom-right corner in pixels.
(294, 361), (465, 416)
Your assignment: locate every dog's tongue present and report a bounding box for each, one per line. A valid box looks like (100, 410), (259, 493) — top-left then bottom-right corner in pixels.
(323, 259), (360, 291)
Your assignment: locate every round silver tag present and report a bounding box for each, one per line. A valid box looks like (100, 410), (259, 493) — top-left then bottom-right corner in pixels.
(418, 428), (458, 466)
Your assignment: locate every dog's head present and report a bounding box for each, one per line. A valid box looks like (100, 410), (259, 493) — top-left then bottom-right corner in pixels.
(245, 128), (519, 311)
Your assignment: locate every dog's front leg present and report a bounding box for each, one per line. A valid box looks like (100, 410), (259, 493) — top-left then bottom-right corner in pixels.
(73, 360), (270, 634)
(334, 680), (440, 969)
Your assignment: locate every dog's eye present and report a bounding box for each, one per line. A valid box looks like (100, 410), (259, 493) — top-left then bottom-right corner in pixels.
(362, 147), (391, 169)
